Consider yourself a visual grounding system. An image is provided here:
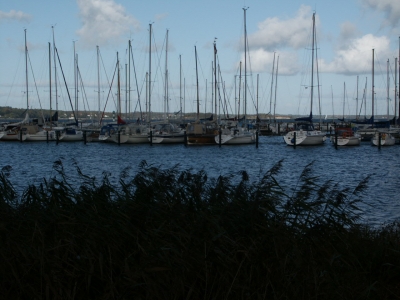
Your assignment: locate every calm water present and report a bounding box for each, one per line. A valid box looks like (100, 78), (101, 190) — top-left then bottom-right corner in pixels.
(1, 136), (399, 226)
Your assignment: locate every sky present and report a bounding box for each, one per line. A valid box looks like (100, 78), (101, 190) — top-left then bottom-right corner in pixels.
(1, 0), (400, 119)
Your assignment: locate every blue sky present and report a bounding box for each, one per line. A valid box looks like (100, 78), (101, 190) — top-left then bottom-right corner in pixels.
(1, 0), (400, 118)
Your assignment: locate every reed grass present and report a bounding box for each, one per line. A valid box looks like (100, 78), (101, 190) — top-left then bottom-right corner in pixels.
(0, 160), (399, 299)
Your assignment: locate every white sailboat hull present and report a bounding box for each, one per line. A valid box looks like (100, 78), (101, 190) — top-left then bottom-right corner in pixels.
(215, 132), (255, 145)
(284, 130), (325, 146)
(149, 134), (185, 144)
(330, 135), (361, 146)
(371, 133), (396, 146)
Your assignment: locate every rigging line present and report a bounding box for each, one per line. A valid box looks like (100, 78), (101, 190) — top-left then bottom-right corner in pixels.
(55, 47), (77, 123)
(99, 49), (117, 109)
(77, 64), (90, 113)
(27, 51), (44, 121)
(129, 40), (143, 118)
(99, 61), (117, 125)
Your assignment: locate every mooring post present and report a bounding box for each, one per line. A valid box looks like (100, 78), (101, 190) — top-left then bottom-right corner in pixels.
(46, 131), (49, 143)
(293, 131), (296, 149)
(56, 131), (59, 145)
(19, 130), (22, 142)
(83, 131), (87, 145)
(256, 130), (259, 148)
(149, 130), (153, 146)
(184, 130), (187, 146)
(218, 128), (222, 147)
(118, 130), (120, 145)
(378, 132), (381, 149)
(334, 123), (338, 150)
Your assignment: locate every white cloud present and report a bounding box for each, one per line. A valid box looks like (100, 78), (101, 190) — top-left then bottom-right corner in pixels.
(0, 10), (31, 22)
(76, 0), (140, 48)
(320, 34), (393, 75)
(247, 49), (299, 75)
(247, 5), (316, 51)
(362, 0), (400, 28)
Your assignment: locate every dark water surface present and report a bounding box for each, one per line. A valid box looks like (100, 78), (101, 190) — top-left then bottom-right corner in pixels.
(1, 136), (399, 226)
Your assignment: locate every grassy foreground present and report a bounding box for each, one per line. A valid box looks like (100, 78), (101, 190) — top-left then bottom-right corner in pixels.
(0, 160), (399, 299)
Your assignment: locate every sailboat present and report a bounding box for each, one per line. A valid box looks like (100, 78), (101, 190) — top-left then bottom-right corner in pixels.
(330, 82), (361, 146)
(283, 12), (326, 146)
(215, 8), (255, 145)
(113, 40), (149, 144)
(371, 57), (396, 146)
(186, 45), (218, 145)
(18, 32), (61, 142)
(149, 29), (185, 144)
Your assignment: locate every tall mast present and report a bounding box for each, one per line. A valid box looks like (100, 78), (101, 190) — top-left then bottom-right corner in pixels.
(164, 30), (169, 121)
(310, 12), (315, 117)
(274, 55), (279, 122)
(49, 42), (52, 128)
(343, 82), (345, 120)
(395, 57), (398, 122)
(269, 52), (276, 122)
(195, 46), (200, 120)
(52, 26), (58, 113)
(117, 52), (121, 118)
(74, 41), (77, 118)
(24, 29), (28, 111)
(387, 59), (390, 119)
(145, 72), (148, 121)
(214, 40), (217, 121)
(125, 62), (128, 118)
(256, 73), (259, 121)
(97, 45), (100, 124)
(128, 40), (131, 119)
(372, 49), (374, 121)
(243, 7), (248, 122)
(148, 23), (152, 125)
(356, 75), (359, 119)
(238, 61), (242, 119)
(179, 54), (182, 121)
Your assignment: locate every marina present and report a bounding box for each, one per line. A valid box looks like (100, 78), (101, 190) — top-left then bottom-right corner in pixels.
(1, 134), (399, 227)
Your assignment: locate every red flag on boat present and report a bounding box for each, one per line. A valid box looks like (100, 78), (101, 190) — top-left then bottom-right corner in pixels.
(117, 115), (126, 124)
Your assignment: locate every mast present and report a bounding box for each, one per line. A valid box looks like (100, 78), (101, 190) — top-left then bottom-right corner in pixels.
(387, 59), (390, 119)
(117, 52), (121, 118)
(269, 52), (276, 122)
(148, 23), (152, 125)
(179, 54), (182, 121)
(74, 41), (77, 119)
(256, 74), (259, 121)
(49, 42), (52, 128)
(310, 12), (316, 117)
(164, 30), (169, 121)
(238, 61), (242, 120)
(343, 82), (345, 120)
(195, 46), (200, 121)
(145, 72), (148, 121)
(52, 26), (58, 114)
(214, 40), (217, 122)
(97, 45), (100, 124)
(24, 29), (28, 111)
(356, 75), (359, 120)
(372, 49), (374, 122)
(274, 55), (279, 122)
(395, 57), (398, 122)
(331, 85), (334, 120)
(128, 40), (131, 119)
(243, 7), (248, 123)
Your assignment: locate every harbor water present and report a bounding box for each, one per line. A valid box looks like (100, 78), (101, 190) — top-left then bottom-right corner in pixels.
(1, 135), (399, 226)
